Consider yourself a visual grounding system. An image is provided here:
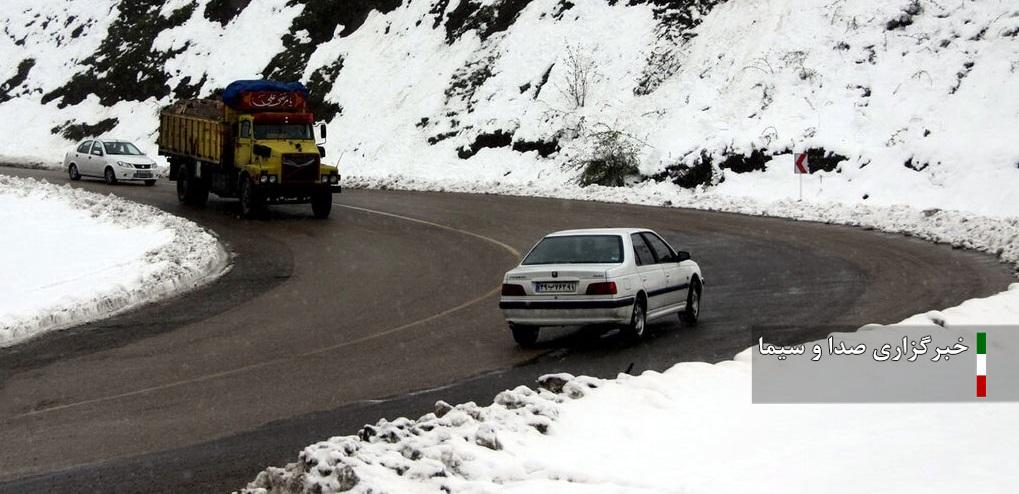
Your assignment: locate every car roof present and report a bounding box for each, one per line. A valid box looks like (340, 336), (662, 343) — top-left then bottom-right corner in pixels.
(545, 228), (650, 237)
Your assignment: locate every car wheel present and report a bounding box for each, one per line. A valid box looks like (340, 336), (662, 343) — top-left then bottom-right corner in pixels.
(68, 164), (81, 181)
(239, 178), (263, 219)
(510, 324), (539, 347)
(622, 297), (647, 340)
(311, 191), (332, 219)
(104, 167), (117, 185)
(681, 279), (701, 325)
(144, 180), (156, 187)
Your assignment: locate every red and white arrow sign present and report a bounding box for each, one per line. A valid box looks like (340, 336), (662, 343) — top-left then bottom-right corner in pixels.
(794, 153), (809, 174)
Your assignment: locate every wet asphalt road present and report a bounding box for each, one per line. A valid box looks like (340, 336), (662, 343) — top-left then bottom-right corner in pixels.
(0, 166), (1012, 493)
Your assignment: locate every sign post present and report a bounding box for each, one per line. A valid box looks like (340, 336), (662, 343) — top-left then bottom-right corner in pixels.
(794, 152), (808, 201)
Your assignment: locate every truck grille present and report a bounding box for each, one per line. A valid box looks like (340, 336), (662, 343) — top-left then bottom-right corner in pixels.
(282, 154), (319, 183)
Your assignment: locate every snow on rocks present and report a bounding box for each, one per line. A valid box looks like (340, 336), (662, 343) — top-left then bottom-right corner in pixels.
(241, 381), (588, 494)
(0, 175), (229, 346)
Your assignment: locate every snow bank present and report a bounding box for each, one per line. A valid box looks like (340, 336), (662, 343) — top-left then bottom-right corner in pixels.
(0, 175), (229, 347)
(243, 300), (1019, 493)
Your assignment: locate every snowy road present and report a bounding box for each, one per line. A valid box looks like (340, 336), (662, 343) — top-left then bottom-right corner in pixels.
(0, 166), (1012, 492)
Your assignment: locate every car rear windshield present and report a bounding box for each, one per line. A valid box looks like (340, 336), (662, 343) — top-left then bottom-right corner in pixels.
(522, 235), (624, 265)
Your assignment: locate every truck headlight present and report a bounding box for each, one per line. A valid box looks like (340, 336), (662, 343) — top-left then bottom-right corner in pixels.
(321, 176), (329, 184)
(117, 161), (133, 168)
(259, 175), (270, 184)
(329, 174), (339, 184)
(268, 175), (278, 184)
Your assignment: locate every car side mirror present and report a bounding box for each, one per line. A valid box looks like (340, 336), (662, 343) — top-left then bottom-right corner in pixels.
(676, 251), (691, 262)
(318, 145), (326, 158)
(319, 124), (327, 141)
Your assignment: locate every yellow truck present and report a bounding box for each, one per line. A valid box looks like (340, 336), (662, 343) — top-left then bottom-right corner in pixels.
(158, 80), (340, 218)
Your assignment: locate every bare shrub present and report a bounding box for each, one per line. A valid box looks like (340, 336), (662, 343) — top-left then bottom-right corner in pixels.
(557, 45), (598, 109)
(573, 126), (641, 187)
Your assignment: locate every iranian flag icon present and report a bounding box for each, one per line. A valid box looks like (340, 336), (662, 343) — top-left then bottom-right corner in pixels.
(977, 332), (987, 398)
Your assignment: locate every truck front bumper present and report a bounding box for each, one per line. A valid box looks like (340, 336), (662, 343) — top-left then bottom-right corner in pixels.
(255, 182), (341, 201)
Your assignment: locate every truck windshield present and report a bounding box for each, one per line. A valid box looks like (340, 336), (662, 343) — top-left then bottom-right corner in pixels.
(254, 124), (313, 140)
(103, 142), (143, 155)
(522, 235), (624, 265)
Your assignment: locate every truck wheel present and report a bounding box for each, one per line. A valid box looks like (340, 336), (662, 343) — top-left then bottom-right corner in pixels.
(104, 167), (118, 185)
(239, 178), (263, 218)
(191, 178), (209, 207)
(510, 324), (540, 347)
(68, 164), (81, 181)
(311, 191), (332, 219)
(178, 166), (208, 206)
(176, 172), (189, 203)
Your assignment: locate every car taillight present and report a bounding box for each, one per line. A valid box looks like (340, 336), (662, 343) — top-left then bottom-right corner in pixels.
(586, 281), (617, 295)
(502, 283), (526, 296)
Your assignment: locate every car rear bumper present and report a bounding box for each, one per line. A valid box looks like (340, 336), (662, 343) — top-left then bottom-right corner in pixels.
(500, 297), (635, 326)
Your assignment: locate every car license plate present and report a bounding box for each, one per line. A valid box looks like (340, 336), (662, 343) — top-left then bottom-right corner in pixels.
(134, 171), (152, 178)
(535, 281), (577, 293)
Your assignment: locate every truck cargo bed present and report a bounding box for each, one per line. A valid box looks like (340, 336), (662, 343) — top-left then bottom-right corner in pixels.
(158, 99), (227, 165)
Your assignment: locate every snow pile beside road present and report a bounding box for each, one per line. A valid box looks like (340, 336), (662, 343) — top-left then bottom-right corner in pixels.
(243, 375), (595, 494)
(244, 321), (1019, 494)
(0, 175), (228, 346)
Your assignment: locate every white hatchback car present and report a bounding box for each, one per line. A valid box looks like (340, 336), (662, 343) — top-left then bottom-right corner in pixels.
(500, 228), (703, 346)
(64, 139), (158, 186)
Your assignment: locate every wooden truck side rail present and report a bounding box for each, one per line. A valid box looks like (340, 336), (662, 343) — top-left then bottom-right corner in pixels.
(158, 111), (225, 165)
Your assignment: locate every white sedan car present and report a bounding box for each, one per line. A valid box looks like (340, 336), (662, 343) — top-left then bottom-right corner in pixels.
(64, 139), (158, 186)
(500, 228), (703, 346)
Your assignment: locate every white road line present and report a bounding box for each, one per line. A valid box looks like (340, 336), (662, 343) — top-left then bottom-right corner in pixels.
(335, 203), (521, 258)
(11, 203), (519, 419)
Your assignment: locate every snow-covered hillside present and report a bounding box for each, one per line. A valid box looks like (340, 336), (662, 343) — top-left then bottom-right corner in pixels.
(2, 0), (1017, 216)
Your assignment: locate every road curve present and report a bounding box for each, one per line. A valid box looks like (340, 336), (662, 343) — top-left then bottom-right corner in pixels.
(0, 166), (1012, 492)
